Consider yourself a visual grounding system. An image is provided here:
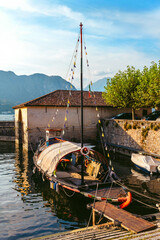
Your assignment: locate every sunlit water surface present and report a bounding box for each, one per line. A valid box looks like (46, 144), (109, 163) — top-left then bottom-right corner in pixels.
(0, 142), (160, 239)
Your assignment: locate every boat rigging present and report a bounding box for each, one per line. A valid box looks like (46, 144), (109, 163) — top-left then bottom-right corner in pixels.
(33, 23), (132, 209)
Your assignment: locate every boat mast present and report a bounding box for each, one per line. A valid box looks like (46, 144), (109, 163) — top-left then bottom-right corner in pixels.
(80, 22), (84, 185)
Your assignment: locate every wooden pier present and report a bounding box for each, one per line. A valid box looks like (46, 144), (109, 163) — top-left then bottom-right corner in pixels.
(91, 201), (156, 233)
(32, 223), (160, 240)
(32, 201), (160, 240)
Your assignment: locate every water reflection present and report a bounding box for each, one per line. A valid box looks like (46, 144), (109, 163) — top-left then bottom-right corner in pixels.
(1, 143), (160, 240)
(111, 153), (160, 215)
(0, 143), (89, 240)
(14, 145), (34, 196)
(14, 144), (90, 225)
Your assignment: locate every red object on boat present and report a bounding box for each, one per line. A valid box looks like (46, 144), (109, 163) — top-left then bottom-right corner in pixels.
(119, 192), (132, 209)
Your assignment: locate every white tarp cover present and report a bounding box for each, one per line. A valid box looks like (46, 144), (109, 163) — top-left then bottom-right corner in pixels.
(37, 141), (81, 177)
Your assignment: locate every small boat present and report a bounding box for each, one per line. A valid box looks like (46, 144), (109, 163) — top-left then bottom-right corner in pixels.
(33, 128), (131, 208)
(131, 153), (160, 175)
(33, 23), (132, 209)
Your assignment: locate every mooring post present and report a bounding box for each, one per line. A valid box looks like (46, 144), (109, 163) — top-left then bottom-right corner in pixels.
(92, 208), (95, 227)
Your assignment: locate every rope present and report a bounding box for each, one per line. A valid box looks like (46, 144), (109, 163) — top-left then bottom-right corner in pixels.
(62, 34), (80, 138)
(132, 196), (159, 210)
(114, 180), (160, 211)
(82, 183), (99, 240)
(29, 142), (35, 154)
(115, 179), (160, 203)
(62, 186), (76, 198)
(96, 181), (114, 225)
(46, 33), (80, 131)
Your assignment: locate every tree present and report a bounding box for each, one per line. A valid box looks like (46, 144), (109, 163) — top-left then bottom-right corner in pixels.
(102, 66), (141, 119)
(136, 61), (160, 108)
(147, 61), (160, 108)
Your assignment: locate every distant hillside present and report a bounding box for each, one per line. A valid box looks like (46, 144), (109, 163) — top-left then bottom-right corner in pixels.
(0, 70), (76, 113)
(84, 77), (110, 92)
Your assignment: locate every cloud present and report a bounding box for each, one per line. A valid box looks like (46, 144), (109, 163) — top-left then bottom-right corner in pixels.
(1, 0), (160, 40)
(89, 8), (160, 40)
(0, 9), (78, 76)
(0, 0), (159, 85)
(0, 0), (84, 23)
(88, 44), (154, 83)
(0, 0), (35, 12)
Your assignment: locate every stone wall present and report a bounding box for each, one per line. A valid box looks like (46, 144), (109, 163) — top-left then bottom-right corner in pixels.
(0, 121), (15, 141)
(102, 119), (160, 155)
(15, 106), (142, 151)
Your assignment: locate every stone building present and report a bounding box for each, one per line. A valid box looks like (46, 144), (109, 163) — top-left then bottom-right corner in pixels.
(13, 90), (150, 151)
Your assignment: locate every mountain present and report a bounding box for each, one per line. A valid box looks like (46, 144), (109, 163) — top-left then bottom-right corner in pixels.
(84, 77), (110, 92)
(0, 70), (76, 113)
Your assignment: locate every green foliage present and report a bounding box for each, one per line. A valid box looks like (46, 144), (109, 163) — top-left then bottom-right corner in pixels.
(142, 127), (150, 139)
(103, 61), (160, 111)
(132, 122), (140, 129)
(103, 66), (141, 110)
(136, 61), (160, 108)
(153, 125), (159, 131)
(124, 122), (132, 131)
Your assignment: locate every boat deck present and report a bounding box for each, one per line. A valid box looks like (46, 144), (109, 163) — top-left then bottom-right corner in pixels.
(56, 169), (127, 199)
(89, 187), (126, 199)
(56, 170), (100, 187)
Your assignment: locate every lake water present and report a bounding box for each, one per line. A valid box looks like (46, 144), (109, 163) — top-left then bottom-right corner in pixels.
(0, 115), (14, 121)
(0, 142), (160, 240)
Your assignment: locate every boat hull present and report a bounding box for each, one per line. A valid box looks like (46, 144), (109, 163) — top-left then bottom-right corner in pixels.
(33, 139), (132, 209)
(34, 165), (131, 208)
(131, 153), (160, 174)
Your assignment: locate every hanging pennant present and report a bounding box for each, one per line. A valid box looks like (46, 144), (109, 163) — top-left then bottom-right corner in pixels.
(88, 84), (91, 98)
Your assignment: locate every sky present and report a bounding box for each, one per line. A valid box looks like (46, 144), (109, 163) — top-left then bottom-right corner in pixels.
(0, 0), (160, 88)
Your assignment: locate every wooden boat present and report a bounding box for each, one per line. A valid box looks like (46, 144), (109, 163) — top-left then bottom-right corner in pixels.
(33, 23), (132, 209)
(131, 153), (160, 175)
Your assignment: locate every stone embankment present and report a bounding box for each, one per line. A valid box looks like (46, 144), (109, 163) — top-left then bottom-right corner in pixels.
(0, 121), (15, 142)
(102, 119), (160, 156)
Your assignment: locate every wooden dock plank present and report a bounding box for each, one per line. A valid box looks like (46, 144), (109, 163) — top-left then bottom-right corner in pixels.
(91, 201), (156, 233)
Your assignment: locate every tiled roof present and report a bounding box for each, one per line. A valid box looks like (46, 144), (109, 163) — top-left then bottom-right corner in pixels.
(13, 90), (111, 109)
